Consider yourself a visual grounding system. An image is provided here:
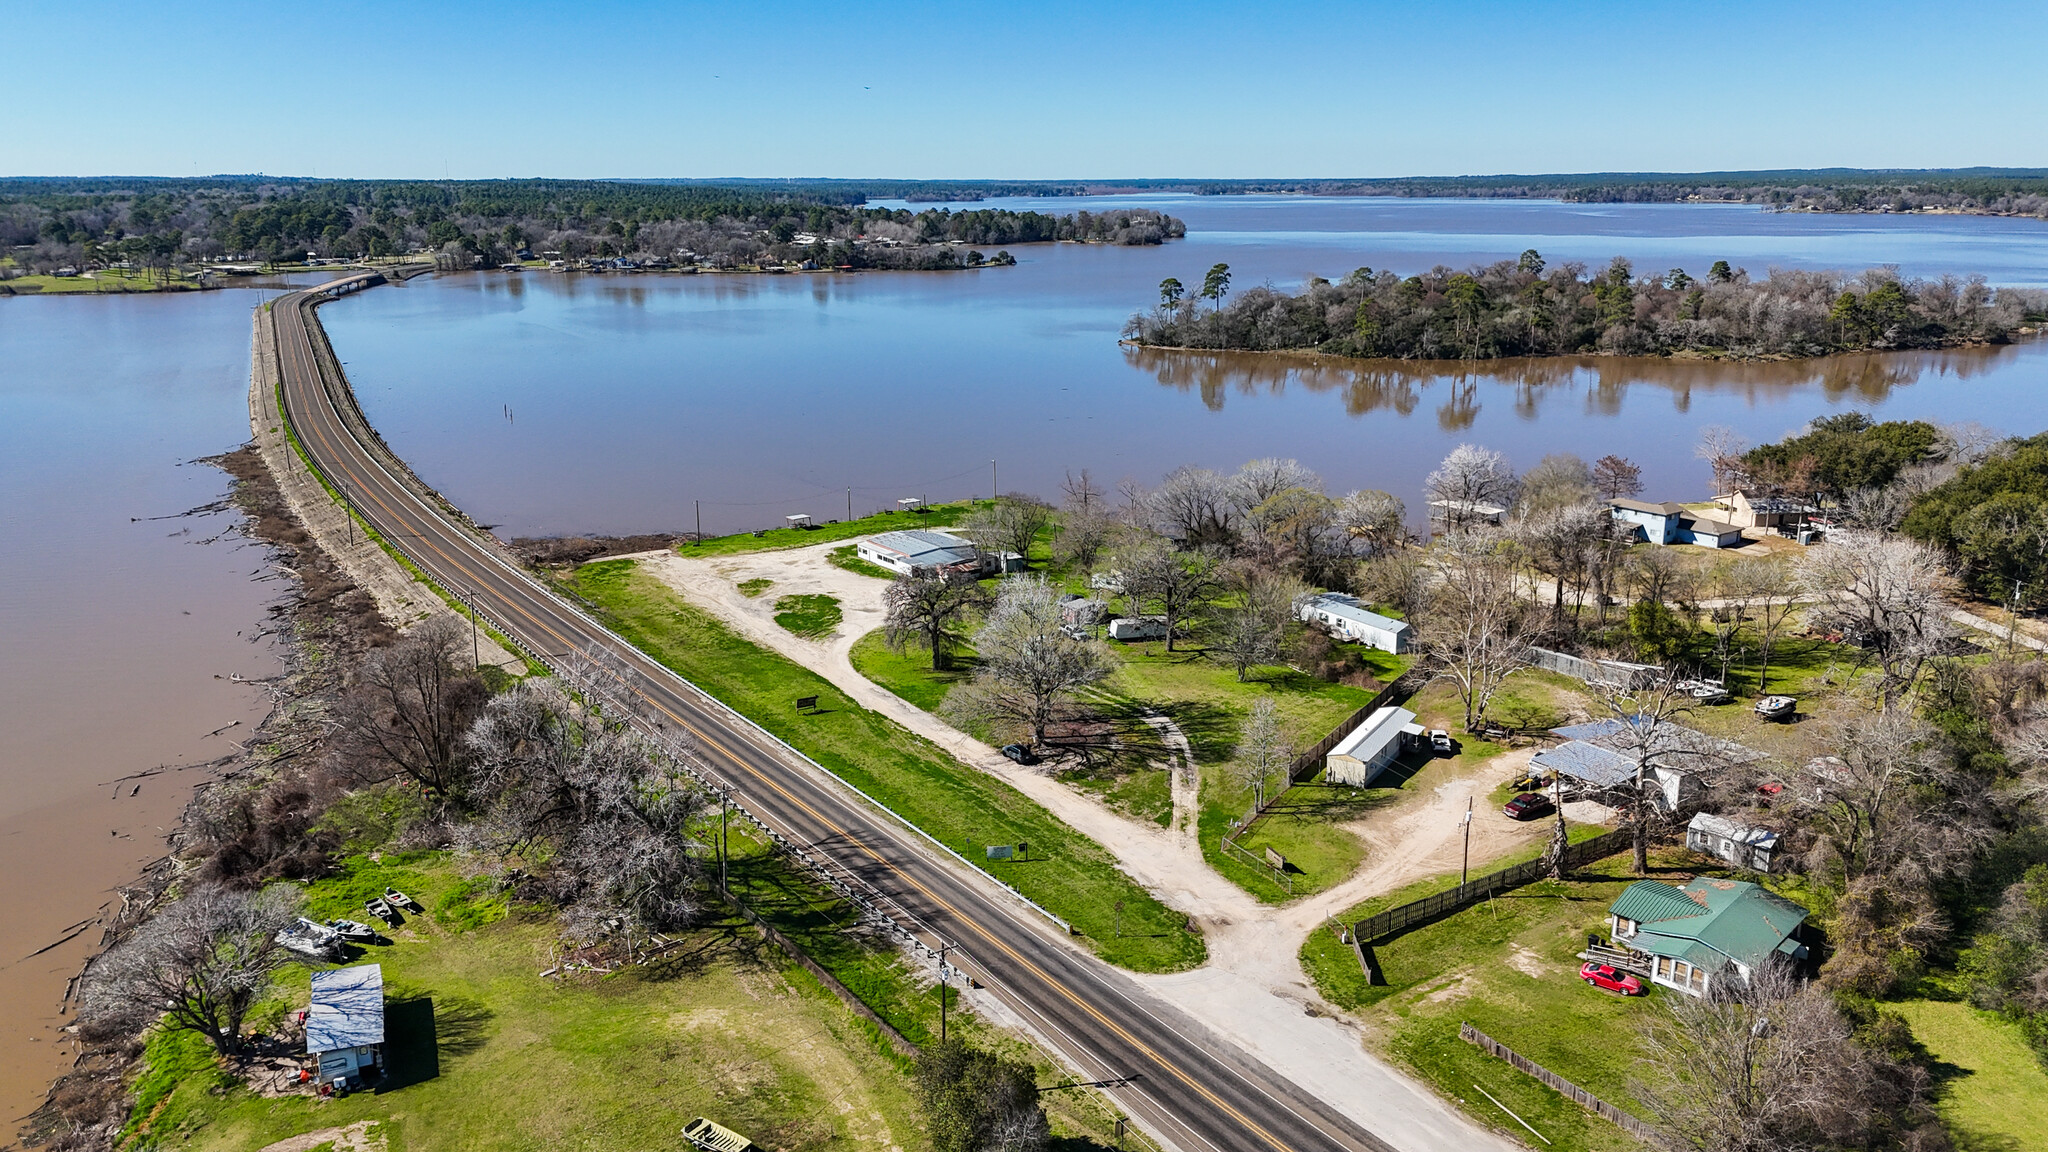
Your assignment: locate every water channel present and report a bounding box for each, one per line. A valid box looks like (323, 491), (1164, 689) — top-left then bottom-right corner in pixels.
(4, 197), (2048, 1133)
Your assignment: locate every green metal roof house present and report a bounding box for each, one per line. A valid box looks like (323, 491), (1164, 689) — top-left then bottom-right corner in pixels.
(1607, 877), (1809, 998)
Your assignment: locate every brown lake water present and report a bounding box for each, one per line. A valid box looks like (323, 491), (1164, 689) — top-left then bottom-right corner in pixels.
(3, 198), (2048, 1134)
(321, 197), (2048, 539)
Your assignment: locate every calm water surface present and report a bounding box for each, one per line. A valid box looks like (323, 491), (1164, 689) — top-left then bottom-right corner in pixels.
(322, 198), (2048, 538)
(0, 290), (281, 1135)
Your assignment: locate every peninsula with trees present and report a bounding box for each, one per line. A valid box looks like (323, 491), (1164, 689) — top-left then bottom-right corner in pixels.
(1127, 253), (2047, 361)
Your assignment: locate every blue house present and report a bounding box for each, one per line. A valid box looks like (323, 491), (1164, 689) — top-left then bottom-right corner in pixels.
(1607, 499), (1746, 549)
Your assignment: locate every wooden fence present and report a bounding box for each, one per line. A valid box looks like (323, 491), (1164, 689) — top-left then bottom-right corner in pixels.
(1460, 1022), (1660, 1143)
(1352, 827), (1633, 943)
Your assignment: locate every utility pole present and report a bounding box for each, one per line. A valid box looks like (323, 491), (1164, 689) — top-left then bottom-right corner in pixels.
(1114, 899), (1124, 939)
(990, 458), (997, 504)
(465, 586), (479, 669)
(718, 786), (730, 895)
(846, 486), (852, 522)
(937, 944), (950, 1042)
(341, 482), (355, 546)
(2010, 580), (2026, 656)
(694, 499), (701, 544)
(1460, 797), (1473, 889)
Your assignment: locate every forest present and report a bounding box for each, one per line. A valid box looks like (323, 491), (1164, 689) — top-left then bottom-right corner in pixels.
(1124, 253), (2047, 361)
(0, 177), (1182, 275)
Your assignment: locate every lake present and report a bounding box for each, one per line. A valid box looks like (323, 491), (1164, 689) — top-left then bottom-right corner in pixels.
(320, 196), (2048, 540)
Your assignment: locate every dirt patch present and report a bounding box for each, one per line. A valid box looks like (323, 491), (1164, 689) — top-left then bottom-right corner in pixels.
(255, 1120), (386, 1152)
(1506, 944), (1547, 979)
(1422, 973), (1472, 1003)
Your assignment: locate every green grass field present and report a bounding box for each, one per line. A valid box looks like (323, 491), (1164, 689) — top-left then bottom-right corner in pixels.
(848, 629), (974, 713)
(773, 594), (842, 638)
(123, 857), (929, 1152)
(1893, 999), (2048, 1151)
(560, 560), (1204, 973)
(1300, 845), (1667, 1152)
(1, 268), (206, 293)
(678, 503), (980, 558)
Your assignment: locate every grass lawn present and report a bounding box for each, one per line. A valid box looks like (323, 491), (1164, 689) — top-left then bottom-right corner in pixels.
(849, 629), (975, 714)
(773, 594), (842, 639)
(829, 545), (897, 580)
(126, 856), (929, 1152)
(1300, 845), (1676, 1152)
(2, 268), (205, 293)
(1892, 999), (2048, 1151)
(560, 559), (1204, 973)
(678, 503), (981, 558)
(737, 577), (773, 598)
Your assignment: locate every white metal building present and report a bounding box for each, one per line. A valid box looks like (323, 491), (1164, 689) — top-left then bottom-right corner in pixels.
(855, 530), (982, 577)
(307, 964), (385, 1087)
(1324, 706), (1419, 786)
(1296, 593), (1411, 654)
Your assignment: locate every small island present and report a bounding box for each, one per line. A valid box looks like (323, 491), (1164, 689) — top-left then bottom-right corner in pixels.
(1125, 252), (2046, 361)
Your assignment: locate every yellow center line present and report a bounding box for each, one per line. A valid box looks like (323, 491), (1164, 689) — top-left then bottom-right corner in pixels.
(279, 291), (1313, 1152)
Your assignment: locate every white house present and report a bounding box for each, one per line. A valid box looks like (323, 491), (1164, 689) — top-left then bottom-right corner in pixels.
(855, 530), (983, 577)
(1686, 812), (1779, 872)
(1296, 593), (1411, 654)
(307, 964), (385, 1087)
(1607, 878), (1809, 998)
(1324, 706), (1419, 786)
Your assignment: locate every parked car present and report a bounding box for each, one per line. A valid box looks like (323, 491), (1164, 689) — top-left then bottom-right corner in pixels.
(1000, 743), (1040, 766)
(1579, 961), (1644, 995)
(1429, 729), (1454, 755)
(1503, 792), (1555, 820)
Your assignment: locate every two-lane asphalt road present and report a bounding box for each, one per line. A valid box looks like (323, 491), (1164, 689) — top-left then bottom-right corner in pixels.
(268, 274), (1412, 1152)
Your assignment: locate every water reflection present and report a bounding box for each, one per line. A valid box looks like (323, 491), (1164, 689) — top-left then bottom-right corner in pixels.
(1124, 341), (2030, 427)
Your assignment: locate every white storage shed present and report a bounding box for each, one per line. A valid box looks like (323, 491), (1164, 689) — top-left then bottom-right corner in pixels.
(1324, 706), (1418, 786)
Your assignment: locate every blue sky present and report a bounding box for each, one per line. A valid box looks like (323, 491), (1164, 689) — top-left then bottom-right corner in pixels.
(8, 0), (2045, 178)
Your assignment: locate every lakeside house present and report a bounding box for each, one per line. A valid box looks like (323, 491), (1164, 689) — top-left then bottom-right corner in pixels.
(1713, 489), (1815, 534)
(1296, 593), (1412, 654)
(1606, 498), (1746, 549)
(307, 964), (385, 1087)
(1606, 877), (1810, 998)
(1686, 812), (1780, 872)
(1324, 706), (1422, 786)
(855, 529), (984, 577)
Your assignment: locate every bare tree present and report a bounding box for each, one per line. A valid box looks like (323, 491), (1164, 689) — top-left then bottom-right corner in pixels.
(884, 572), (990, 671)
(965, 494), (1053, 569)
(1148, 465), (1239, 548)
(1635, 965), (1936, 1152)
(1208, 570), (1302, 682)
(1729, 556), (1801, 694)
(1060, 468), (1104, 514)
(1591, 674), (1700, 874)
(1591, 454), (1644, 501)
(1358, 551), (1427, 623)
(1515, 500), (1609, 631)
(1230, 457), (1323, 515)
(1425, 443), (1519, 531)
(1792, 711), (1950, 884)
(1795, 529), (1957, 706)
(79, 885), (303, 1056)
(1120, 542), (1222, 653)
(332, 616), (489, 800)
(946, 577), (1112, 749)
(1517, 452), (1595, 515)
(1421, 533), (1536, 733)
(1232, 696), (1291, 809)
(1335, 489), (1408, 559)
(1695, 424), (1749, 496)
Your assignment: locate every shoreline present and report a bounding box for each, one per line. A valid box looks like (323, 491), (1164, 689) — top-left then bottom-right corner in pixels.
(1119, 329), (2032, 367)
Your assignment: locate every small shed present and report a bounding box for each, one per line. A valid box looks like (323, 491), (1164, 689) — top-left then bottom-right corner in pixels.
(1058, 595), (1107, 627)
(307, 964), (385, 1086)
(1107, 615), (1168, 641)
(1325, 706), (1418, 786)
(1686, 812), (1778, 872)
(1296, 593), (1411, 654)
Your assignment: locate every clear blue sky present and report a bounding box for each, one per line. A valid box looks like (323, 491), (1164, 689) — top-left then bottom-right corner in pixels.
(9, 0), (2044, 178)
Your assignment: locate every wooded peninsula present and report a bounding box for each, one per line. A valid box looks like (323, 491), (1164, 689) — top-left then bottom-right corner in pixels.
(1125, 253), (2048, 361)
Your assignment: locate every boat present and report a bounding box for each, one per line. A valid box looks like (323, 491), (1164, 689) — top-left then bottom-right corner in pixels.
(1754, 695), (1798, 721)
(683, 1117), (757, 1152)
(384, 887), (424, 913)
(326, 918), (379, 943)
(364, 897), (401, 926)
(275, 917), (342, 959)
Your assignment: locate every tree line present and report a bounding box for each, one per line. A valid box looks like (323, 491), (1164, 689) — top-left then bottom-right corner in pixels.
(1126, 254), (2044, 361)
(0, 177), (1182, 277)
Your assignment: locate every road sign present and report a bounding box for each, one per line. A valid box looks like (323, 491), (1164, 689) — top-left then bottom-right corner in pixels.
(985, 845), (1015, 860)
(1264, 847), (1287, 871)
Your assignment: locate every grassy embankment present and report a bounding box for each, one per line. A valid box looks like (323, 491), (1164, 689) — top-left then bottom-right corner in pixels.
(0, 267), (207, 293)
(560, 558), (1205, 973)
(773, 594), (842, 639)
(119, 853), (930, 1152)
(679, 502), (982, 558)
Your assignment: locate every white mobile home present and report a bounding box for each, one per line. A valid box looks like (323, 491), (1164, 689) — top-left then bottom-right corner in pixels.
(1324, 706), (1419, 786)
(1297, 593), (1411, 654)
(306, 964), (385, 1087)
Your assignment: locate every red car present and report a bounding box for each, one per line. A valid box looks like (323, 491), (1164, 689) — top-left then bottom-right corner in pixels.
(1580, 961), (1644, 995)
(1502, 792), (1554, 820)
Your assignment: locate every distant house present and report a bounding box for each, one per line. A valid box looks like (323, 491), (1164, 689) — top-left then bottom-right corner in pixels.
(1686, 812), (1779, 872)
(855, 530), (983, 577)
(1296, 593), (1412, 654)
(1427, 499), (1507, 529)
(1535, 718), (1745, 813)
(1606, 877), (1809, 998)
(1324, 706), (1421, 786)
(307, 964), (385, 1087)
(1715, 490), (1814, 533)
(1058, 595), (1108, 627)
(1607, 499), (1746, 549)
